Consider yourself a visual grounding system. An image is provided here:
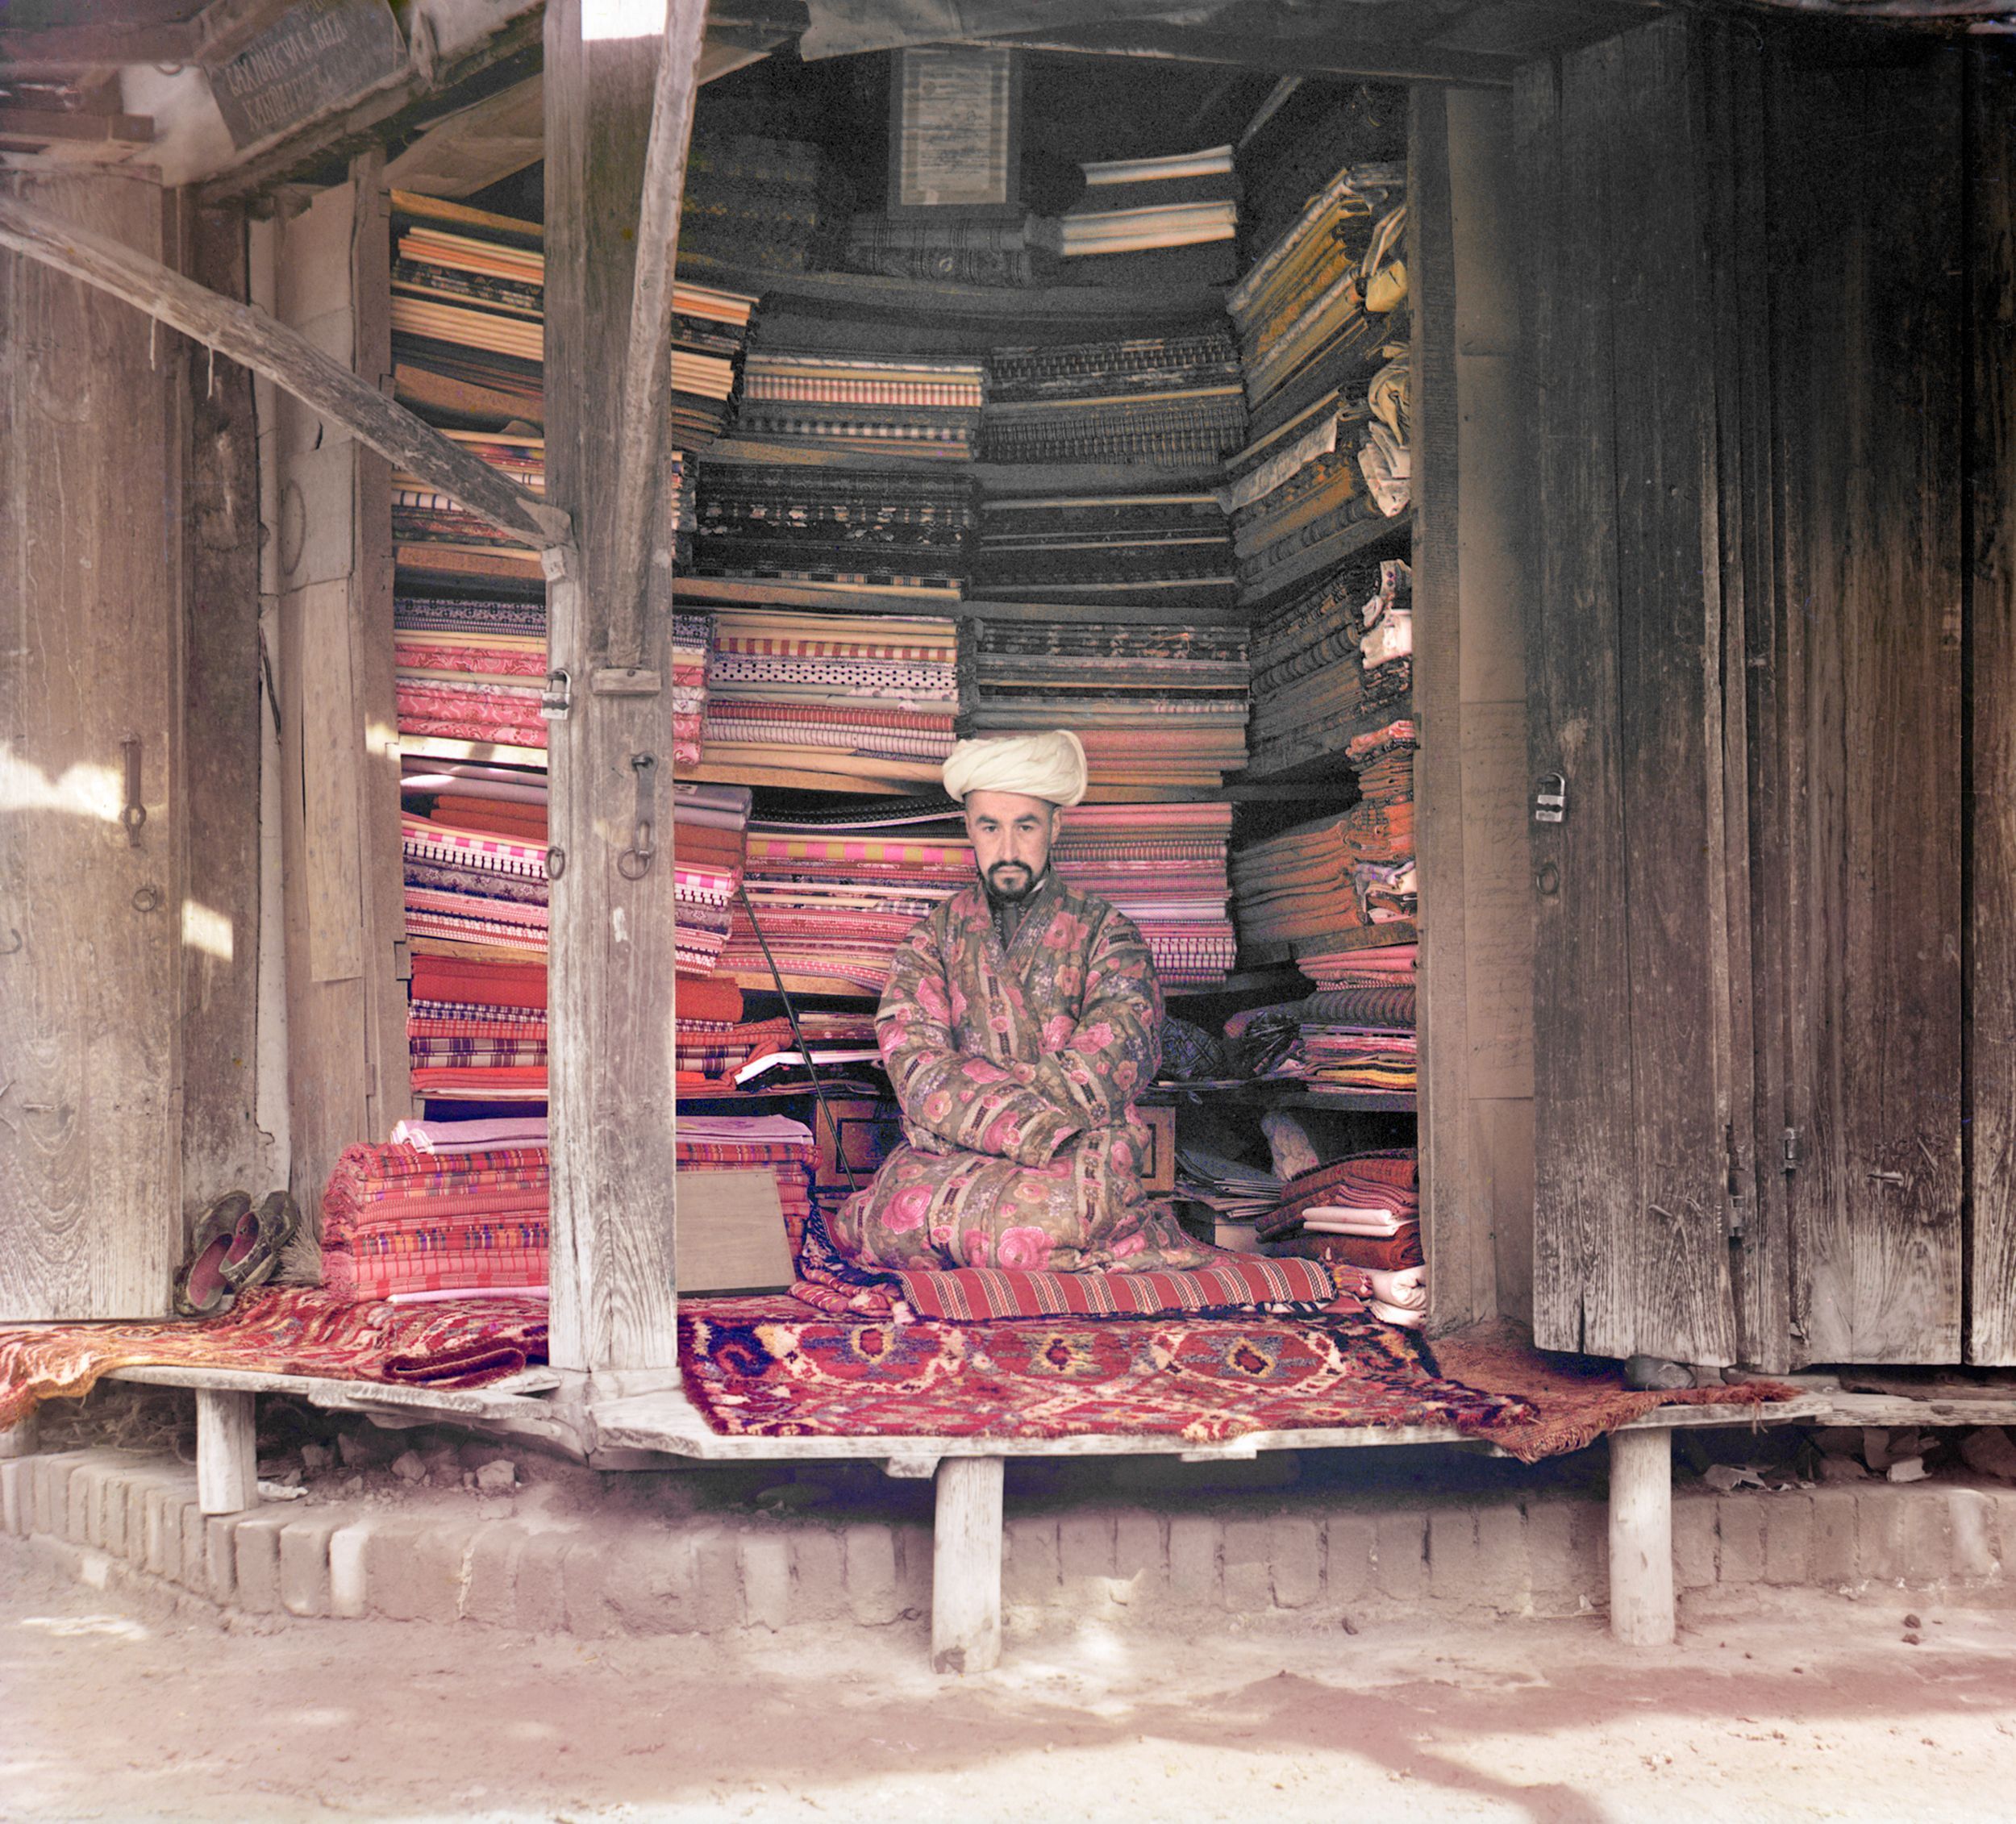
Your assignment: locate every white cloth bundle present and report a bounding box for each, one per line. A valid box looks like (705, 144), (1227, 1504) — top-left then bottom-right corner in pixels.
(942, 729), (1088, 806)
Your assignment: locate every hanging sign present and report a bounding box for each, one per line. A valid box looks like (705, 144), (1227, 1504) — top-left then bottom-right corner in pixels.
(209, 0), (406, 152)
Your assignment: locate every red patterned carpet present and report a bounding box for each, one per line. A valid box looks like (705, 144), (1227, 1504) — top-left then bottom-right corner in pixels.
(678, 1295), (1536, 1445)
(0, 1289), (548, 1429)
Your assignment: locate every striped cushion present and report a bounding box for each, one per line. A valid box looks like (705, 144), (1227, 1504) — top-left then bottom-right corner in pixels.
(891, 1251), (1333, 1322)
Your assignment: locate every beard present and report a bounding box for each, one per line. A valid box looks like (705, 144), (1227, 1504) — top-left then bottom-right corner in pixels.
(983, 860), (1039, 902)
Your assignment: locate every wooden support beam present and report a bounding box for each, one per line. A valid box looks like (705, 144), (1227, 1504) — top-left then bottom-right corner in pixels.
(999, 25), (1519, 87)
(931, 1455), (1005, 1675)
(543, 0), (684, 1376)
(607, 0), (710, 673)
(195, 1389), (258, 1515)
(0, 0), (295, 74)
(0, 107), (155, 146)
(1607, 1427), (1675, 1646)
(0, 191), (567, 552)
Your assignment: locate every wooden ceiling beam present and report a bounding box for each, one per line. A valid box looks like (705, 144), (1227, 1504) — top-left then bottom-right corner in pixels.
(0, 191), (567, 550)
(0, 0), (296, 77)
(999, 24), (1520, 85)
(0, 106), (154, 145)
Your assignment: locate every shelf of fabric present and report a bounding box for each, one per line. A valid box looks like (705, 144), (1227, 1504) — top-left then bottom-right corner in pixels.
(1234, 509), (1412, 613)
(1235, 919), (1419, 970)
(1227, 698), (1414, 787)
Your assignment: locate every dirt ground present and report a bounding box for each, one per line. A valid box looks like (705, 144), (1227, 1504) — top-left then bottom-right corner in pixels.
(2, 1538), (2014, 1824)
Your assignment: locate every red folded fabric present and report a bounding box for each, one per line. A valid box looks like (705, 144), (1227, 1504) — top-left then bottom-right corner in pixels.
(410, 955), (548, 1011)
(431, 796), (549, 841)
(892, 1254), (1335, 1322)
(673, 977), (744, 1023)
(1265, 1230), (1424, 1272)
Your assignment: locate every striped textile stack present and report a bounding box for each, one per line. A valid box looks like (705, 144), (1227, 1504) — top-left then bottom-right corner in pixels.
(673, 781), (750, 981)
(978, 328), (1246, 472)
(691, 464), (976, 599)
(723, 807), (973, 996)
(970, 490), (1236, 611)
(1229, 798), (1416, 952)
(672, 610), (710, 766)
(698, 608), (958, 793)
(964, 616), (1249, 797)
(1221, 160), (1409, 607)
(401, 810), (550, 1105)
(677, 1010), (881, 1091)
(394, 590), (548, 760)
(1247, 555), (1412, 776)
(734, 352), (985, 463)
(669, 283), (759, 448)
(1052, 802), (1235, 988)
(677, 134), (833, 276)
(319, 1117), (551, 1301)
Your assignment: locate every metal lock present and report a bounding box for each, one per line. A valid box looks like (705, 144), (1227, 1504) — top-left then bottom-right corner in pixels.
(1534, 771), (1568, 824)
(539, 668), (573, 721)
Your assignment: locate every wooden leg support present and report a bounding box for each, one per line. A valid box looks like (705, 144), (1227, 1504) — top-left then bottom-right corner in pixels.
(1608, 1426), (1675, 1646)
(931, 1455), (1004, 1675)
(195, 1389), (258, 1515)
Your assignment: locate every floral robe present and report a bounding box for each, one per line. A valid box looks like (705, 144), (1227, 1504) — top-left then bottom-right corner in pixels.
(830, 873), (1216, 1274)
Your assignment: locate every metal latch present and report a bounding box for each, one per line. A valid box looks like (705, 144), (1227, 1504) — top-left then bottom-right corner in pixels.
(540, 668), (573, 720)
(1782, 1128), (1803, 1173)
(120, 735), (147, 846)
(617, 752), (656, 880)
(1534, 771), (1567, 824)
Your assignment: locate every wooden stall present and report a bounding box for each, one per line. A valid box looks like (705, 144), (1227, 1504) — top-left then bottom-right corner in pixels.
(4, 0), (2015, 1668)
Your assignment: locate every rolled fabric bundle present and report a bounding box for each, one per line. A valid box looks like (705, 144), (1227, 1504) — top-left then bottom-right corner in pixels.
(1368, 1297), (1424, 1330)
(1365, 1264), (1427, 1311)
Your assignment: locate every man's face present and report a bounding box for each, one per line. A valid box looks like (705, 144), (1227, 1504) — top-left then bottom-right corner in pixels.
(964, 789), (1060, 902)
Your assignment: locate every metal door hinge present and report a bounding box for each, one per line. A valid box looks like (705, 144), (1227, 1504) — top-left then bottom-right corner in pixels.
(1781, 1127), (1803, 1173)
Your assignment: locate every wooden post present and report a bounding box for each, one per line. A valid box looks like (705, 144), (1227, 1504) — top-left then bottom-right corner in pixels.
(542, 0), (694, 1377)
(1607, 1426), (1674, 1646)
(195, 1389), (258, 1514)
(931, 1455), (1005, 1675)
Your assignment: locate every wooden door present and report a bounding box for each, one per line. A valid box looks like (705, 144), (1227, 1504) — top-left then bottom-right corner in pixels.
(1518, 20), (1969, 1369)
(1515, 19), (1743, 1366)
(0, 173), (180, 1318)
(1764, 42), (1966, 1365)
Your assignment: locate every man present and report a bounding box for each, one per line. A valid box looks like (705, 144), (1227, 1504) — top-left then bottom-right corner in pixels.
(829, 730), (1216, 1276)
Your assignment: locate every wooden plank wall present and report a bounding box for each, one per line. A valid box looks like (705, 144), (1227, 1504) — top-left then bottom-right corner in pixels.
(170, 196), (273, 1222)
(1768, 41), (1965, 1364)
(1970, 47), (2016, 1365)
(269, 160), (411, 1218)
(0, 171), (180, 1317)
(544, 0), (684, 1378)
(1515, 19), (1739, 1364)
(1413, 86), (1535, 1332)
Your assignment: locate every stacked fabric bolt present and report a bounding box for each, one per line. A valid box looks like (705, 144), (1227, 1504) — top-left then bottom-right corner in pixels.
(677, 134), (835, 277)
(1257, 1151), (1426, 1326)
(667, 282), (759, 448)
(691, 464), (976, 599)
(391, 431), (545, 578)
(723, 806), (973, 996)
(979, 328), (1246, 471)
(1246, 556), (1411, 776)
(1296, 938), (1415, 993)
(671, 781), (750, 981)
(970, 491), (1236, 611)
(394, 589), (548, 763)
(964, 616), (1248, 796)
(1275, 983), (1417, 1095)
(1230, 799), (1415, 950)
(732, 352), (985, 463)
(677, 1010), (884, 1090)
(1049, 145), (1239, 288)
(1220, 160), (1410, 607)
(1051, 803), (1235, 988)
(1344, 720), (1417, 923)
(670, 610), (710, 767)
(698, 608), (958, 791)
(319, 1116), (550, 1301)
(389, 189), (545, 446)
(402, 810), (550, 1104)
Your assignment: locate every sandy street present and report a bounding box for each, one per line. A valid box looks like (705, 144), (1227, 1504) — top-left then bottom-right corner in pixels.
(2, 1538), (2014, 1824)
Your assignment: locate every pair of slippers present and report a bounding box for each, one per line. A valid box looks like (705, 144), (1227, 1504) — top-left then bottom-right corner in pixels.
(174, 1189), (302, 1318)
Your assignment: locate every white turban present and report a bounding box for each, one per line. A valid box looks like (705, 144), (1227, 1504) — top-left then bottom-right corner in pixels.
(942, 730), (1087, 808)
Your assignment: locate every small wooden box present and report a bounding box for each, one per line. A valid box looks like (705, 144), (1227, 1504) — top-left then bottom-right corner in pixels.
(1139, 1103), (1177, 1195)
(814, 1097), (906, 1196)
